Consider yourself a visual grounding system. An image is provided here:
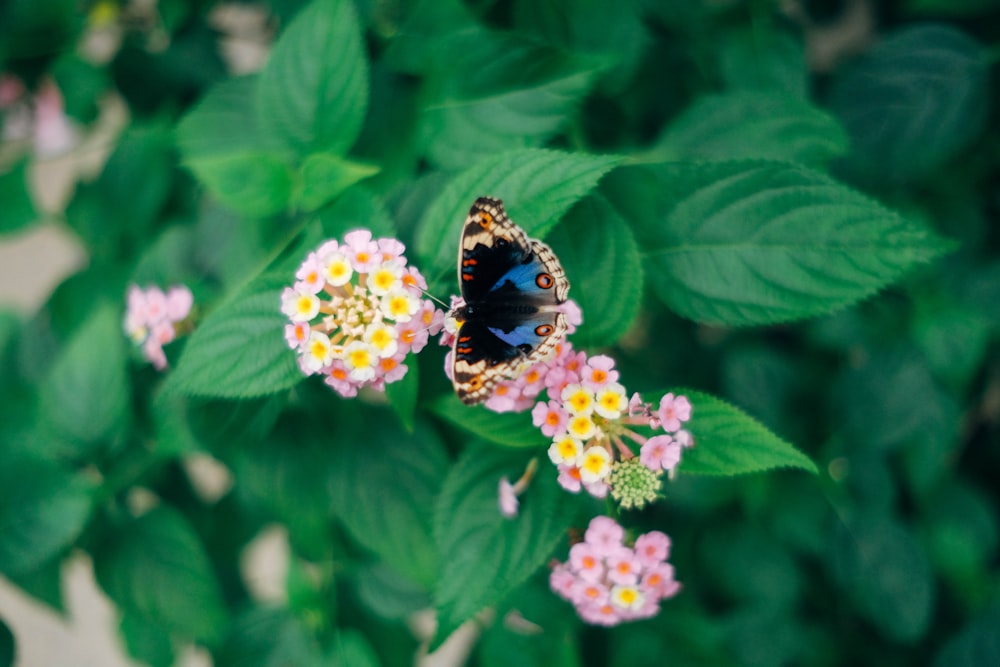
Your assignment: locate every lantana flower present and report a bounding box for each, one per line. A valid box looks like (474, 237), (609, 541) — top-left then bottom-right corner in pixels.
(550, 515), (681, 626)
(123, 284), (194, 370)
(282, 230), (444, 398)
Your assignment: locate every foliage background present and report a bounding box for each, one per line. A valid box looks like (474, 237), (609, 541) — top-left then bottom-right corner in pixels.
(1, 0), (999, 666)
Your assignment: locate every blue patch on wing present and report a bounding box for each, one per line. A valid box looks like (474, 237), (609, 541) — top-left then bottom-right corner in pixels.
(490, 256), (547, 295)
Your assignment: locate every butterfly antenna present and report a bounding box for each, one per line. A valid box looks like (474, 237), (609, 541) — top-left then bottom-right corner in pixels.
(413, 284), (452, 311)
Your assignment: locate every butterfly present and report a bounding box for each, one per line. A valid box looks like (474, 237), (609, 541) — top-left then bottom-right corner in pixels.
(449, 197), (571, 405)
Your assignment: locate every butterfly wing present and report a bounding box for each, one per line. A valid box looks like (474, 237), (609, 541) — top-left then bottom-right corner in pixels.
(451, 197), (570, 404)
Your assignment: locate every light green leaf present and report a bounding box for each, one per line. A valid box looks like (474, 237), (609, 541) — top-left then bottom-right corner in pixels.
(0, 454), (93, 576)
(649, 92), (847, 165)
(185, 152), (294, 218)
(429, 395), (544, 448)
(432, 446), (573, 649)
(385, 359), (418, 432)
(418, 33), (604, 170)
(94, 506), (229, 643)
(830, 514), (934, 642)
(0, 160), (38, 234)
(38, 304), (130, 457)
(296, 154), (378, 212)
(257, 0), (368, 156)
(607, 161), (952, 326)
(547, 196), (642, 347)
(415, 148), (621, 289)
(828, 24), (988, 183)
(679, 390), (817, 475)
(164, 271), (301, 399)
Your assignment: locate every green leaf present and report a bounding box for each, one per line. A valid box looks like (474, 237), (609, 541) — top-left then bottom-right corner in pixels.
(547, 196), (642, 347)
(429, 394), (544, 448)
(906, 0), (1000, 16)
(37, 303), (130, 458)
(717, 26), (807, 96)
(176, 76), (293, 217)
(607, 161), (952, 326)
(0, 618), (11, 667)
(828, 24), (988, 184)
(386, 359), (418, 432)
(94, 506), (228, 644)
(679, 391), (817, 475)
(315, 184), (397, 239)
(830, 513), (934, 642)
(99, 125), (174, 234)
(327, 409), (448, 588)
(257, 0), (369, 156)
(415, 149), (622, 288)
(418, 33), (603, 170)
(0, 160), (37, 234)
(327, 630), (380, 667)
(164, 270), (301, 399)
(296, 154), (378, 212)
(0, 454), (93, 576)
(120, 612), (175, 667)
(648, 93), (847, 165)
(933, 605), (1000, 667)
(432, 446), (573, 649)
(215, 606), (321, 667)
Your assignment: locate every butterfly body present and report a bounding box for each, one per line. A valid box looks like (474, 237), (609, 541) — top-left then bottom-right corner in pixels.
(450, 197), (570, 405)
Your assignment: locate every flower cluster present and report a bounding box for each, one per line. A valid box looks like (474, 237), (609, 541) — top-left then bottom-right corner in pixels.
(281, 230), (444, 398)
(123, 284), (194, 370)
(550, 516), (681, 626)
(536, 352), (693, 508)
(0, 74), (79, 157)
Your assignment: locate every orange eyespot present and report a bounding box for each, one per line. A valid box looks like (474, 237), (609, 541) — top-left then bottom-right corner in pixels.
(477, 212), (493, 228)
(535, 324), (554, 336)
(536, 273), (554, 289)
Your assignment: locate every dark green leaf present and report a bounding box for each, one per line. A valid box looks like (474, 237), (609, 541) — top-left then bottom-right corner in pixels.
(607, 161), (951, 326)
(415, 149), (621, 288)
(547, 196), (642, 347)
(0, 454), (93, 576)
(418, 33), (603, 170)
(933, 604), (1000, 667)
(385, 359), (418, 432)
(120, 612), (175, 667)
(432, 446), (573, 648)
(164, 271), (302, 399)
(679, 390), (817, 476)
(649, 93), (847, 165)
(0, 160), (37, 234)
(830, 513), (934, 642)
(0, 618), (12, 667)
(327, 409), (448, 588)
(94, 506), (228, 644)
(295, 154), (378, 213)
(37, 303), (130, 457)
(429, 394), (544, 448)
(828, 24), (988, 184)
(257, 0), (369, 156)
(215, 606), (321, 667)
(717, 26), (807, 96)
(314, 185), (397, 240)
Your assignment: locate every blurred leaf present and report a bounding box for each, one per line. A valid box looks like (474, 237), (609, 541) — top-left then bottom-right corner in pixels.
(700, 523), (802, 608)
(37, 303), (129, 458)
(418, 33), (603, 170)
(99, 125), (174, 235)
(382, 0), (479, 75)
(0, 160), (37, 234)
(415, 149), (621, 287)
(913, 302), (991, 390)
(0, 619), (11, 667)
(828, 24), (988, 184)
(327, 630), (380, 667)
(429, 395), (544, 448)
(679, 390), (817, 475)
(296, 154), (378, 212)
(0, 454), (92, 576)
(257, 0), (369, 156)
(120, 612), (175, 667)
(906, 0), (1000, 15)
(314, 185), (397, 240)
(431, 446), (574, 649)
(214, 606), (321, 667)
(548, 196), (642, 348)
(649, 92), (847, 164)
(176, 76), (293, 217)
(933, 604), (1000, 667)
(327, 410), (448, 588)
(2, 556), (64, 611)
(606, 161), (952, 326)
(717, 26), (807, 96)
(94, 506), (229, 644)
(164, 271), (301, 399)
(352, 563), (431, 621)
(831, 513), (934, 643)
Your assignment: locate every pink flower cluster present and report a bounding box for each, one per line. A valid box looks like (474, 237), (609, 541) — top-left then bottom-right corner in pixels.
(281, 230), (444, 398)
(534, 350), (692, 503)
(550, 516), (681, 626)
(0, 74), (79, 157)
(123, 284), (194, 370)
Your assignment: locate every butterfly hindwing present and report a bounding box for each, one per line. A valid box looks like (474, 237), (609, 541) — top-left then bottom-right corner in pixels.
(451, 197), (570, 405)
